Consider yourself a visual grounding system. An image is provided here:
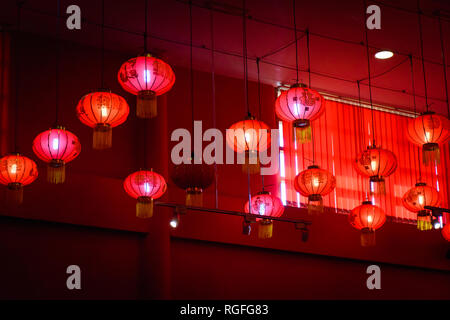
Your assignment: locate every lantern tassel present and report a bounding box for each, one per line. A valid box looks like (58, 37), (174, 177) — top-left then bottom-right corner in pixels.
(258, 219), (273, 239)
(417, 212), (433, 231)
(242, 151), (260, 174)
(294, 125), (311, 144)
(93, 124), (112, 150)
(137, 90), (157, 119)
(360, 228), (376, 247)
(307, 195), (323, 215)
(136, 197), (153, 218)
(422, 144), (440, 166)
(6, 183), (23, 206)
(48, 160), (65, 184)
(370, 177), (385, 195)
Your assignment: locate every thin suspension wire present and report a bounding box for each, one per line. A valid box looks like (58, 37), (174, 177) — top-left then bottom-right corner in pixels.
(292, 0), (299, 83)
(100, 0), (105, 88)
(410, 54), (422, 181)
(54, 0), (61, 126)
(210, 8), (219, 208)
(417, 0), (429, 112)
(437, 13), (450, 119)
(242, 0), (249, 116)
(256, 57), (264, 190)
(356, 80), (368, 199)
(189, 0), (195, 135)
(144, 0), (148, 52)
(14, 1), (24, 152)
(306, 29), (312, 87)
(363, 0), (375, 146)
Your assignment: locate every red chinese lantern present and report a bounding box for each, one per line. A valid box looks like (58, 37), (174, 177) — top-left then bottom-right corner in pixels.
(354, 145), (397, 195)
(294, 165), (336, 214)
(226, 114), (271, 174)
(442, 223), (450, 242)
(118, 54), (175, 119)
(76, 91), (129, 149)
(32, 127), (81, 184)
(244, 191), (284, 239)
(349, 201), (386, 247)
(170, 160), (214, 207)
(123, 169), (167, 218)
(402, 182), (440, 231)
(0, 153), (38, 205)
(407, 112), (450, 165)
(275, 83), (324, 143)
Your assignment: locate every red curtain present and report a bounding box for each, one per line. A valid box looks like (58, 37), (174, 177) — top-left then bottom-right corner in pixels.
(279, 99), (450, 224)
(0, 31), (11, 155)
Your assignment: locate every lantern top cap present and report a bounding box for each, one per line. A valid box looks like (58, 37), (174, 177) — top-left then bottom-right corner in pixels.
(257, 190), (270, 195)
(362, 200), (373, 205)
(307, 164), (320, 169)
(245, 113), (255, 120)
(51, 125), (66, 130)
(420, 110), (435, 116)
(415, 182), (427, 187)
(290, 83), (308, 89)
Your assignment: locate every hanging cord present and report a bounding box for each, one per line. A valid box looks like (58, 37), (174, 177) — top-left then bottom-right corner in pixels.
(14, 1), (24, 153)
(437, 13), (450, 119)
(242, 0), (250, 116)
(356, 80), (368, 199)
(189, 0), (195, 138)
(210, 8), (218, 208)
(363, 0), (375, 146)
(292, 0), (299, 83)
(256, 57), (264, 191)
(306, 28), (312, 87)
(417, 0), (429, 112)
(142, 0), (149, 168)
(100, 0), (105, 88)
(54, 0), (61, 126)
(409, 55), (422, 182)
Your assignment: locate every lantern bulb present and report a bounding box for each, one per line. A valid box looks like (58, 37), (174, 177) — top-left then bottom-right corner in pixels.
(371, 159), (377, 171)
(259, 203), (266, 215)
(52, 138), (59, 151)
(313, 177), (320, 188)
(144, 70), (152, 83)
(101, 105), (109, 118)
(367, 215), (373, 223)
(418, 194), (424, 206)
(10, 164), (17, 174)
(425, 131), (431, 142)
(144, 182), (150, 193)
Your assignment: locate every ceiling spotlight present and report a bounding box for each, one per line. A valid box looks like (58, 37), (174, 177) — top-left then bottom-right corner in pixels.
(374, 50), (394, 60)
(170, 213), (179, 228)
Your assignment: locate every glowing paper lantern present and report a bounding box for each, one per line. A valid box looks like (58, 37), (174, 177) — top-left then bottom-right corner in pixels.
(349, 201), (386, 247)
(32, 127), (81, 184)
(407, 112), (450, 165)
(0, 153), (38, 205)
(170, 160), (214, 206)
(76, 91), (129, 149)
(275, 83), (324, 143)
(402, 182), (440, 231)
(123, 169), (167, 218)
(118, 54), (175, 119)
(244, 191), (284, 239)
(226, 115), (271, 174)
(354, 145), (397, 194)
(294, 165), (336, 214)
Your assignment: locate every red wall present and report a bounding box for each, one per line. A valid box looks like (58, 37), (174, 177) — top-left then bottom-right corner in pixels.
(0, 31), (449, 299)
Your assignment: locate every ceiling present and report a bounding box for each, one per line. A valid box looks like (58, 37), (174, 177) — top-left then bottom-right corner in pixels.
(1, 0), (450, 115)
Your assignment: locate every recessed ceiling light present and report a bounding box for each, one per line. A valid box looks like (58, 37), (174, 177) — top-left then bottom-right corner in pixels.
(374, 50), (394, 60)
